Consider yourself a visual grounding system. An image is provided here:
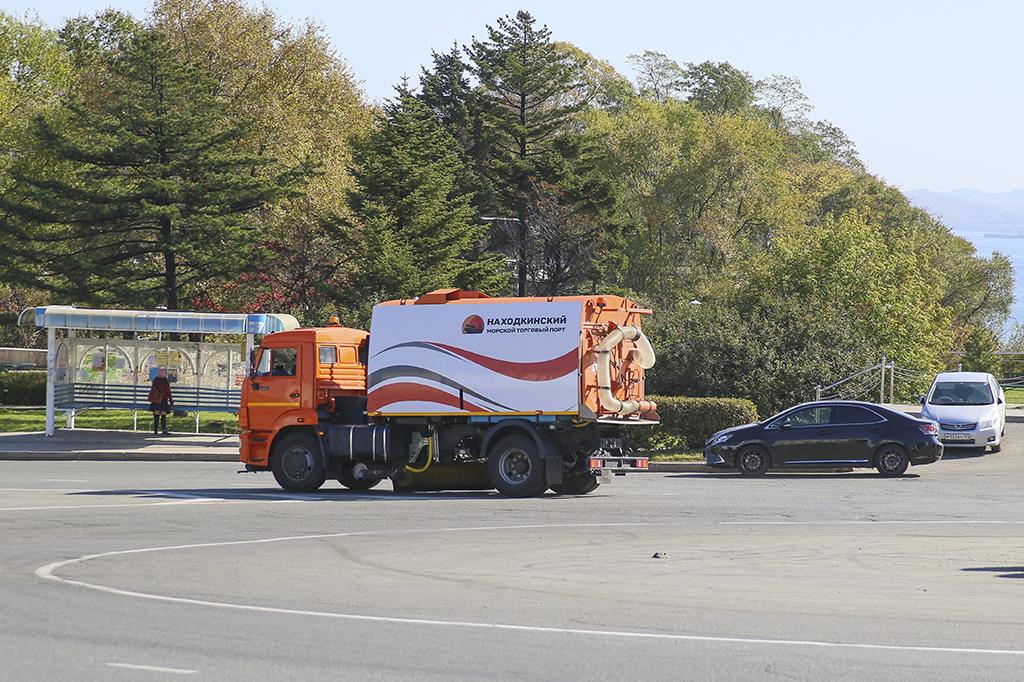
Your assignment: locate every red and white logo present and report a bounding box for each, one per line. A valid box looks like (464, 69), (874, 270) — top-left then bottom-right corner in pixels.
(462, 315), (485, 334)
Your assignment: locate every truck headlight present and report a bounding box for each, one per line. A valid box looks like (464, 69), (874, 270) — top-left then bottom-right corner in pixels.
(979, 418), (996, 429)
(708, 433), (732, 446)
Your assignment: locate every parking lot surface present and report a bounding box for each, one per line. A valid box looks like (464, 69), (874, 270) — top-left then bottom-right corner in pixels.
(2, 425), (1023, 680)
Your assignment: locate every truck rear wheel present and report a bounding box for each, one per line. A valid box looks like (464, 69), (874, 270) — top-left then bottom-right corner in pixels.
(271, 431), (326, 493)
(487, 434), (548, 498)
(550, 473), (600, 495)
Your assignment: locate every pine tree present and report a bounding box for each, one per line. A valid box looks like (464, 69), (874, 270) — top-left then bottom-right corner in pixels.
(463, 11), (607, 295)
(1, 27), (303, 309)
(418, 45), (493, 207)
(343, 86), (505, 322)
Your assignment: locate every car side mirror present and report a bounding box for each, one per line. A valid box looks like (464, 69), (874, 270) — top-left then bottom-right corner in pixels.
(998, 396), (1004, 405)
(918, 395), (926, 405)
(780, 419), (792, 431)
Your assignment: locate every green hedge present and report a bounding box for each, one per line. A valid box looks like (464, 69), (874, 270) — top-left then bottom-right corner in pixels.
(629, 395), (759, 451)
(0, 371), (46, 406)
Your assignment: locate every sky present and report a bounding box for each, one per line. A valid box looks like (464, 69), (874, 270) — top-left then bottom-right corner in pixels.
(8, 0), (1023, 193)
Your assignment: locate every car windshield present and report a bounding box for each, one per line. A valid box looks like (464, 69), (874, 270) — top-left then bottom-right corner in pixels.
(928, 381), (993, 406)
(762, 406), (825, 426)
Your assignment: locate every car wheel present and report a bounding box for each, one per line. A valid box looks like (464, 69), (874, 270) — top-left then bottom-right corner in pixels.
(487, 434), (548, 497)
(337, 468), (383, 491)
(875, 444), (909, 477)
(271, 431), (326, 492)
(550, 473), (600, 495)
(737, 445), (770, 476)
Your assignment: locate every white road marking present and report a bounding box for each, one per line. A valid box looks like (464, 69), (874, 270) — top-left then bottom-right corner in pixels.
(0, 488), (93, 492)
(35, 524), (1024, 658)
(0, 500), (225, 512)
(107, 662), (196, 675)
(619, 492), (680, 496)
(0, 487), (398, 511)
(41, 479), (87, 483)
(721, 520), (1024, 525)
(0, 486), (500, 511)
(0, 495), (329, 512)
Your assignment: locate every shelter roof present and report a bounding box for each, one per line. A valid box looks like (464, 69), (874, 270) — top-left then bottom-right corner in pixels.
(19, 306), (299, 335)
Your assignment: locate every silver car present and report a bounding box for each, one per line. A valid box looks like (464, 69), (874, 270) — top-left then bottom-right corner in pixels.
(919, 372), (1006, 452)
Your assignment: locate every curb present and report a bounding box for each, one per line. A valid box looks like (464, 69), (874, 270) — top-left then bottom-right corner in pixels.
(0, 454), (855, 470)
(0, 453), (714, 468)
(0, 451), (238, 462)
(649, 461), (717, 473)
(648, 461), (855, 474)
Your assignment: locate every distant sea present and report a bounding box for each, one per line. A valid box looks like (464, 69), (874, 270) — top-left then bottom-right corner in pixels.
(954, 230), (1024, 330)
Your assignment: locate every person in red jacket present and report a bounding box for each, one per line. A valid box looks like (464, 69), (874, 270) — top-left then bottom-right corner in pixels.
(147, 375), (173, 435)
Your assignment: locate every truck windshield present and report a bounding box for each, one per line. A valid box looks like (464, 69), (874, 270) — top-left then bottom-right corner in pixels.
(928, 381), (993, 406)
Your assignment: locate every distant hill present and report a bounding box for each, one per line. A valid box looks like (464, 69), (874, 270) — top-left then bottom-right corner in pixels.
(905, 189), (1024, 234)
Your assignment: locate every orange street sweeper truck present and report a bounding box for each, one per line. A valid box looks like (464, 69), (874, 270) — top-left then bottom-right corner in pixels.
(239, 289), (658, 497)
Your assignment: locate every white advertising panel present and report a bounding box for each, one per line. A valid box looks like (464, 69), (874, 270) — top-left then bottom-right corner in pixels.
(367, 301), (584, 415)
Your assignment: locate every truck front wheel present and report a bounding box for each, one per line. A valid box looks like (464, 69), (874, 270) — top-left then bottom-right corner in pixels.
(487, 434), (548, 498)
(271, 431), (326, 493)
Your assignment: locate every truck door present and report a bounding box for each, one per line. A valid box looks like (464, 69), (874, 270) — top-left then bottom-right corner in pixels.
(248, 344), (303, 429)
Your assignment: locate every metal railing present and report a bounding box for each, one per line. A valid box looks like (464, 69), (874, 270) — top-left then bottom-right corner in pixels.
(815, 359), (890, 403)
(55, 382), (240, 411)
(816, 359), (1022, 404)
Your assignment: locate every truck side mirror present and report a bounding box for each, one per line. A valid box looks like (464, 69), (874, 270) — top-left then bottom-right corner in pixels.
(248, 348), (256, 376)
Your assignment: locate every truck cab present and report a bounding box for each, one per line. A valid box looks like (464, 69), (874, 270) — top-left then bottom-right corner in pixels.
(239, 326), (368, 470)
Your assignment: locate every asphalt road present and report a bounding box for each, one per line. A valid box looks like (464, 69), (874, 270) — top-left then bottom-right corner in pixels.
(2, 427), (1023, 680)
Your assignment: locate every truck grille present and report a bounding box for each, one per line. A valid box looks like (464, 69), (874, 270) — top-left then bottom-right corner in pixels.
(939, 422), (977, 431)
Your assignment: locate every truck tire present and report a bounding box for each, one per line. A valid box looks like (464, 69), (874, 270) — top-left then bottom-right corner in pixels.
(550, 473), (600, 495)
(271, 431), (326, 492)
(487, 434), (548, 498)
(337, 469), (383, 491)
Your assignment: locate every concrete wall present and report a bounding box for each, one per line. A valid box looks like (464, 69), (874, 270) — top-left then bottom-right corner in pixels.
(0, 347), (47, 368)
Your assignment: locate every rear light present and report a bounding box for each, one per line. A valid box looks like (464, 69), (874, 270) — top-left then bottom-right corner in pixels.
(636, 458), (649, 469)
(919, 423), (938, 435)
(589, 458), (604, 469)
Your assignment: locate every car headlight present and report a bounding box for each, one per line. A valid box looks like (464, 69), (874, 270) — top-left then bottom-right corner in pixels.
(708, 433), (732, 446)
(979, 418), (996, 429)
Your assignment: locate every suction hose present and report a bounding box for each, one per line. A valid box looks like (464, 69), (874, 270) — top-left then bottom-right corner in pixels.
(594, 325), (657, 417)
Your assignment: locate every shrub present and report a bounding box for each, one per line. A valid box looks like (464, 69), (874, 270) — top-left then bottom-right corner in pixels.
(0, 370), (47, 406)
(629, 395), (759, 451)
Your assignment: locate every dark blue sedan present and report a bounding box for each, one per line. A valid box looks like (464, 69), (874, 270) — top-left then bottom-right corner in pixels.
(704, 401), (942, 476)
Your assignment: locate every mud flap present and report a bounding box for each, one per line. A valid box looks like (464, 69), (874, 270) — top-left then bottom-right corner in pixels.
(545, 456), (563, 486)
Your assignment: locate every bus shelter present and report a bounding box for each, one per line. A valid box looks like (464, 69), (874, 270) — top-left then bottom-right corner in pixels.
(18, 306), (299, 436)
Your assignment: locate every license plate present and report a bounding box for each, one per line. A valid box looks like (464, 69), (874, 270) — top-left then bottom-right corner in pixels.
(941, 433), (973, 441)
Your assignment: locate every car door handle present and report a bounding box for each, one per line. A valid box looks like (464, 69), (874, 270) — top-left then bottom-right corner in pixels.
(816, 429), (827, 435)
(289, 392), (301, 399)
